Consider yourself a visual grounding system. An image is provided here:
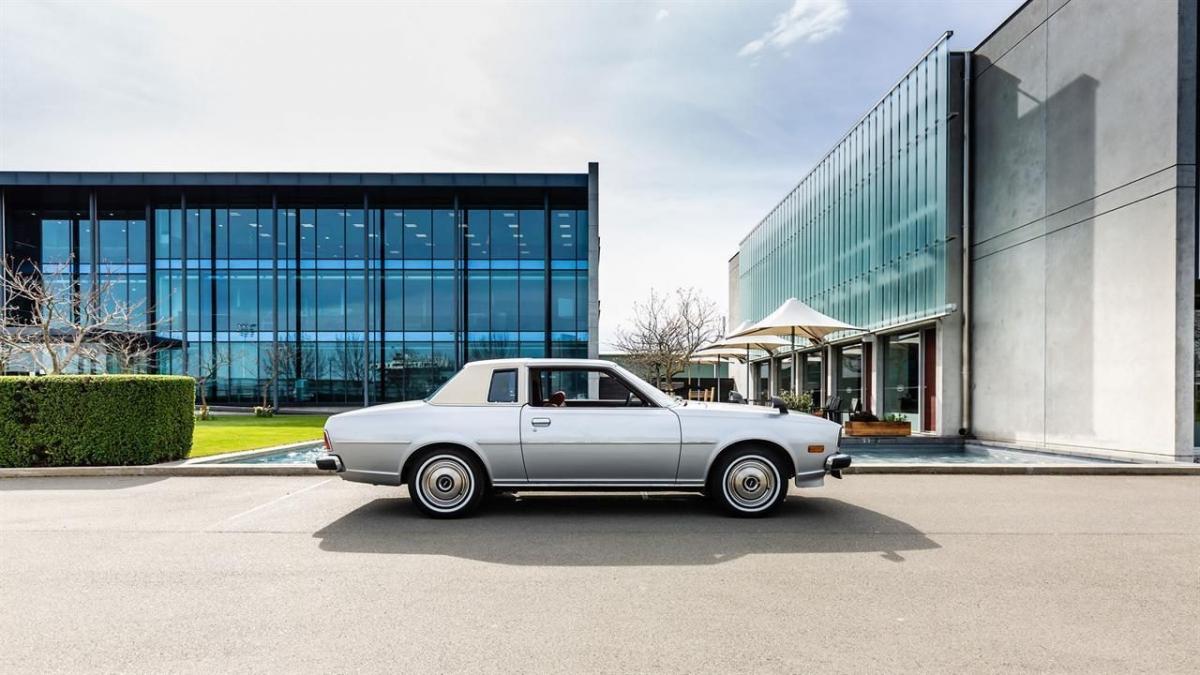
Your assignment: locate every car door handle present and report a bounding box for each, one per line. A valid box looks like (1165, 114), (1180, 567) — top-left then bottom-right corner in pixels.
(531, 418), (551, 427)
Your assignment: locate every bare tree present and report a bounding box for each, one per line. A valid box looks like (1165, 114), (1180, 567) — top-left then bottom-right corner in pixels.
(193, 349), (231, 419)
(95, 302), (163, 374)
(0, 339), (15, 374)
(612, 287), (721, 391)
(0, 257), (131, 374)
(329, 339), (367, 388)
(259, 341), (310, 410)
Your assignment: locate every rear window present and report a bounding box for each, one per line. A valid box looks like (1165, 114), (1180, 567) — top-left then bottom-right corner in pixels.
(487, 369), (518, 403)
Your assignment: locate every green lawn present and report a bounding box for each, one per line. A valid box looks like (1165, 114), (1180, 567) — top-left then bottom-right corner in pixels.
(189, 414), (330, 458)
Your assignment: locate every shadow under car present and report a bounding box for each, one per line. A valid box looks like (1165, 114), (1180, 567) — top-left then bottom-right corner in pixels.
(312, 492), (939, 566)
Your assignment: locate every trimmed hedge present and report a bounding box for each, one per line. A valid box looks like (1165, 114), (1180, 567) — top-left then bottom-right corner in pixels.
(0, 376), (195, 467)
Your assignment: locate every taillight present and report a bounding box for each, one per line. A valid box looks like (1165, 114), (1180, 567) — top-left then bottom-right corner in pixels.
(323, 429), (332, 450)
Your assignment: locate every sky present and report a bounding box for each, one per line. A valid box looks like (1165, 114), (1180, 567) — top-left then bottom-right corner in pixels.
(0, 0), (1023, 348)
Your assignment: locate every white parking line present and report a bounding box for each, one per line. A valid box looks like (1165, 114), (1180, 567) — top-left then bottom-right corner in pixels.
(206, 478), (334, 530)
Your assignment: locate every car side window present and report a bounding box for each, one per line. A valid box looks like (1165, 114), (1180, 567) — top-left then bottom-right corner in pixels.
(487, 369), (518, 403)
(530, 368), (651, 408)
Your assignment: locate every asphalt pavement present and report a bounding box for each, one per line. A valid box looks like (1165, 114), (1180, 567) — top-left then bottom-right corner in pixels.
(1, 475), (1196, 673)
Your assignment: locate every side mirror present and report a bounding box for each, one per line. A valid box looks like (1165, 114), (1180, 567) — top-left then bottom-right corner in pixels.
(770, 397), (789, 415)
(728, 391), (746, 404)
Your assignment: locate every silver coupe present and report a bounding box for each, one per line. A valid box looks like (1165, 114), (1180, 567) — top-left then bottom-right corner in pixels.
(317, 358), (850, 517)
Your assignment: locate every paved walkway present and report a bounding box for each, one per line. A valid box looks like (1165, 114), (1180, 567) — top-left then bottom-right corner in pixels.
(1, 475), (1197, 673)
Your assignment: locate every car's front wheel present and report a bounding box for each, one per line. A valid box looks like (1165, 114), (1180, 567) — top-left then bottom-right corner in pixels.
(407, 449), (486, 518)
(709, 448), (788, 517)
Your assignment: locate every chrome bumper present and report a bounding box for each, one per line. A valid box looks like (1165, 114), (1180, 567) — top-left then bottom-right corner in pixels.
(825, 453), (852, 479)
(315, 453), (344, 472)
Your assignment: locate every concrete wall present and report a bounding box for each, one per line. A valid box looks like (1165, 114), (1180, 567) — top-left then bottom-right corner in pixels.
(587, 161), (600, 360)
(971, 0), (1196, 460)
(726, 253), (747, 399)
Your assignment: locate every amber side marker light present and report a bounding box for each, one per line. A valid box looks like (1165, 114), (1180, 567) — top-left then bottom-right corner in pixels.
(323, 430), (332, 450)
(807, 445), (825, 453)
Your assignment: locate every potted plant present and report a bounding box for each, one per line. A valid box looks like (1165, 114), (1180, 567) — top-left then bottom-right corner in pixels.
(844, 411), (912, 437)
(777, 390), (814, 414)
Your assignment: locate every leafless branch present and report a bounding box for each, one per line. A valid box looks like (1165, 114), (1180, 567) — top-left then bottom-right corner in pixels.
(612, 287), (721, 391)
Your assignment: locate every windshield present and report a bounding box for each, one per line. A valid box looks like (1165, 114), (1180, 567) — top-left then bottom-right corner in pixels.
(608, 363), (679, 408)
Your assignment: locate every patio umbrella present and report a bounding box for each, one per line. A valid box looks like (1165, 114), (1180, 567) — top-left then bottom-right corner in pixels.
(687, 352), (726, 402)
(728, 298), (862, 395)
(699, 323), (791, 402)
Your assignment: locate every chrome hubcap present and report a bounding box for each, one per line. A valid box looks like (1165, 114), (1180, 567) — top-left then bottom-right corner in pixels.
(724, 457), (777, 510)
(419, 457), (473, 510)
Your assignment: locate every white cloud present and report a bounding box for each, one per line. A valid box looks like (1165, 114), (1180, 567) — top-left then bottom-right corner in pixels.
(738, 0), (849, 57)
(655, 8), (670, 22)
(0, 0), (1025, 346)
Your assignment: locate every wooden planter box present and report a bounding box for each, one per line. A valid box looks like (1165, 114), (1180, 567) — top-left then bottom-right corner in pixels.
(844, 421), (912, 437)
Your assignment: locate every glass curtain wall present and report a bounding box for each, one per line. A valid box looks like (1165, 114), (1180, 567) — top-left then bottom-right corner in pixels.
(151, 199), (589, 404)
(737, 35), (952, 335)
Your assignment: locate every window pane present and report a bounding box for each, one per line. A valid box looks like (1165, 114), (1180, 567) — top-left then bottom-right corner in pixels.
(384, 210), (404, 259)
(229, 271), (258, 335)
(344, 209), (366, 260)
(466, 209), (489, 259)
(346, 271), (366, 331)
(98, 220), (125, 262)
(127, 219), (147, 263)
(432, 270), (455, 331)
(491, 210), (518, 259)
(467, 272), (489, 331)
(551, 210), (575, 260)
(300, 210), (316, 259)
(317, 272), (345, 331)
(551, 270), (575, 331)
(490, 271), (517, 331)
(40, 219), (71, 263)
(317, 209), (344, 259)
(487, 369), (518, 403)
(384, 272), (403, 330)
(519, 209), (544, 259)
(432, 210), (455, 259)
(403, 210), (432, 258)
(403, 271), (432, 331)
(229, 208), (257, 258)
(518, 271), (543, 331)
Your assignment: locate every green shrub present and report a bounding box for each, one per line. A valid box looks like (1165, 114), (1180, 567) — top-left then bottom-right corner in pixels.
(0, 375), (195, 467)
(777, 389), (814, 413)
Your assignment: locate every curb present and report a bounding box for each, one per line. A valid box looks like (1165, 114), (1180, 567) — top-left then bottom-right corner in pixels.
(0, 465), (327, 478)
(843, 464), (1200, 475)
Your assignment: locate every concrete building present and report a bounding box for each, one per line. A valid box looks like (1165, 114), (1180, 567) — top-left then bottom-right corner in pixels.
(0, 166), (599, 406)
(730, 0), (1196, 461)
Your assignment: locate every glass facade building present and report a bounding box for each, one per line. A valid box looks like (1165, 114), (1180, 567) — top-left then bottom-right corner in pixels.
(732, 36), (964, 433)
(0, 167), (598, 405)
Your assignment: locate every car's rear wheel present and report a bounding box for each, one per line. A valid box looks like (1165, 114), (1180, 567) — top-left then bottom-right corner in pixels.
(709, 448), (787, 517)
(407, 449), (486, 518)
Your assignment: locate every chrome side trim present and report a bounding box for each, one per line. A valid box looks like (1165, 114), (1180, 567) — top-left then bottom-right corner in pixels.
(492, 481), (705, 489)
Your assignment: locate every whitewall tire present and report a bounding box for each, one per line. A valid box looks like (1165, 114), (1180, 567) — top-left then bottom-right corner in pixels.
(408, 449), (486, 518)
(709, 449), (787, 517)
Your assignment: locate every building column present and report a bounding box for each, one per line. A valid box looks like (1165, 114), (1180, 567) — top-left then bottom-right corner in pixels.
(180, 193), (189, 375)
(586, 162), (600, 360)
(937, 316), (963, 437)
(271, 192), (279, 410)
(866, 334), (884, 415)
(361, 192), (370, 408)
(0, 189), (6, 314)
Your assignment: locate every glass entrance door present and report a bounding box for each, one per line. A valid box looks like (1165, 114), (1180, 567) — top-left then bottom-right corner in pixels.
(836, 344), (863, 413)
(884, 332), (921, 424)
